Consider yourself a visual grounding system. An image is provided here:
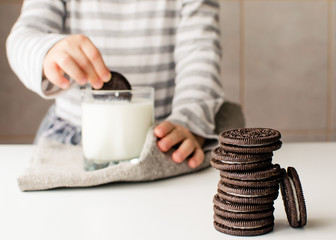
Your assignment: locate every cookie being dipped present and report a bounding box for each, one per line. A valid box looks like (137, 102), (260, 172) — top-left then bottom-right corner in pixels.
(92, 71), (132, 100)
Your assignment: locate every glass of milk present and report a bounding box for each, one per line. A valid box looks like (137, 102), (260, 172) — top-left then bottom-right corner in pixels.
(81, 87), (154, 171)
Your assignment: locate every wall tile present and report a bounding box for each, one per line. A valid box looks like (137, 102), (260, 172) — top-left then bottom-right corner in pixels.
(0, 0), (22, 3)
(331, 132), (336, 141)
(219, 0), (240, 104)
(0, 4), (52, 143)
(244, 1), (328, 131)
(281, 131), (327, 143)
(0, 136), (33, 145)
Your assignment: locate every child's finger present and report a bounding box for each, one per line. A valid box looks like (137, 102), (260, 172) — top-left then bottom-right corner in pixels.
(157, 128), (185, 152)
(43, 60), (70, 89)
(54, 51), (88, 86)
(81, 37), (111, 83)
(171, 138), (195, 163)
(154, 121), (175, 138)
(68, 47), (102, 88)
(188, 148), (204, 168)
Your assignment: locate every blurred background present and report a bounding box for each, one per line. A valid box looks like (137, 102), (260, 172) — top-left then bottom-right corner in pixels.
(0, 0), (335, 144)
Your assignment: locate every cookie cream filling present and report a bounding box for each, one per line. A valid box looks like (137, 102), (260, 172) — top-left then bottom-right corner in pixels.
(235, 143), (271, 147)
(219, 159), (263, 164)
(222, 143), (269, 147)
(235, 225), (269, 230)
(289, 177), (300, 222)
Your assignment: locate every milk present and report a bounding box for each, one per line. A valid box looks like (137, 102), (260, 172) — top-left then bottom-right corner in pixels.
(82, 95), (154, 165)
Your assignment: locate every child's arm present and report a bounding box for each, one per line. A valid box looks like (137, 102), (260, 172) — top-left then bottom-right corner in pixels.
(155, 0), (224, 168)
(6, 0), (67, 98)
(6, 0), (109, 97)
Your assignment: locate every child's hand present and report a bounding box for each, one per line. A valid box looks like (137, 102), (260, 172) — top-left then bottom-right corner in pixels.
(43, 34), (111, 89)
(154, 121), (205, 168)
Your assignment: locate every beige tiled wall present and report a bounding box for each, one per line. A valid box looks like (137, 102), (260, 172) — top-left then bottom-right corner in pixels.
(0, 2), (52, 144)
(219, 0), (335, 142)
(0, 0), (335, 143)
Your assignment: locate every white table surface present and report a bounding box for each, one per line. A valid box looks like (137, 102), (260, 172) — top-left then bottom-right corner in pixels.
(0, 142), (335, 240)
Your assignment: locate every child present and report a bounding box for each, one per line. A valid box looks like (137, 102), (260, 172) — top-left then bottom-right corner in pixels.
(6, 0), (224, 169)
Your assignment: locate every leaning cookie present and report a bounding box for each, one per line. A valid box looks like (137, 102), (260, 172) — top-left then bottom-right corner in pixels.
(280, 167), (307, 228)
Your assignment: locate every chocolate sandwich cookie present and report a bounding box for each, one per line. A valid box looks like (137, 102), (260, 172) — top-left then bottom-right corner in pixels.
(220, 174), (280, 188)
(214, 214), (274, 229)
(220, 164), (281, 181)
(218, 128), (282, 154)
(213, 215), (274, 236)
(217, 189), (279, 205)
(213, 194), (274, 212)
(210, 146), (273, 171)
(98, 71), (131, 91)
(211, 146), (273, 162)
(93, 71), (132, 100)
(213, 205), (275, 220)
(220, 140), (282, 154)
(219, 128), (281, 147)
(218, 181), (279, 198)
(280, 167), (307, 228)
(211, 158), (272, 171)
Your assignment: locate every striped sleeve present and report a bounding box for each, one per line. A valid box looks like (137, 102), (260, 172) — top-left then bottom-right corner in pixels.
(167, 0), (225, 141)
(6, 0), (67, 99)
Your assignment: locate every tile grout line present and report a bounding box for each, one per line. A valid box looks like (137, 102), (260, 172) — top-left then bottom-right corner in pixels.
(239, 0), (245, 112)
(327, 0), (333, 141)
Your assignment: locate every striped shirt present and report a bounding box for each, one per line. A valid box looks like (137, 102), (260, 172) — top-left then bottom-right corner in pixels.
(6, 0), (225, 141)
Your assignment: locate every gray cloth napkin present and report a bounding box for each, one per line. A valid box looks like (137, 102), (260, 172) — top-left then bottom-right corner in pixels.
(17, 101), (245, 191)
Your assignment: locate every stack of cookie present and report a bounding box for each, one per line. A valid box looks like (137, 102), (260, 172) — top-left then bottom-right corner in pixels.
(210, 128), (283, 236)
